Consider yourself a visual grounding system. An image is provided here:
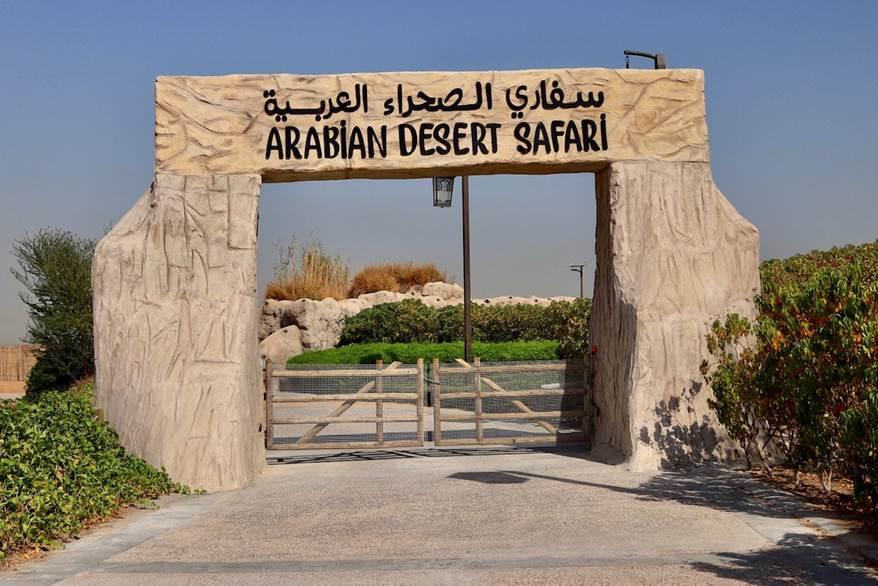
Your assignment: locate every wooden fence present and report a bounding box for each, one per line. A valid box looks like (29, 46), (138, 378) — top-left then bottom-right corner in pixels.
(432, 358), (587, 447)
(0, 345), (37, 394)
(264, 357), (588, 450)
(265, 359), (425, 450)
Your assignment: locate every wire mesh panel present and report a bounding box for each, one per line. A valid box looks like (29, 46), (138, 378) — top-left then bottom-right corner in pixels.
(265, 360), (425, 450)
(433, 359), (587, 447)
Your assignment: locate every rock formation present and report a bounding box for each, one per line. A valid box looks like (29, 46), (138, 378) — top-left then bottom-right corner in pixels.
(257, 282), (578, 357)
(258, 325), (303, 364)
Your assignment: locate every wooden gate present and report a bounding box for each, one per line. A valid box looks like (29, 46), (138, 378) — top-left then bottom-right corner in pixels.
(264, 357), (587, 450)
(431, 358), (587, 447)
(265, 359), (425, 450)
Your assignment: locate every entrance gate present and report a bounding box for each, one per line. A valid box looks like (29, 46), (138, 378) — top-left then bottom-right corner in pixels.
(93, 66), (761, 490)
(432, 359), (586, 447)
(264, 358), (587, 450)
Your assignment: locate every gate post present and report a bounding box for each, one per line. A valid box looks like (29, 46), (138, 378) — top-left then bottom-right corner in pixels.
(416, 358), (425, 445)
(375, 359), (384, 446)
(264, 359), (274, 450)
(93, 174), (264, 491)
(432, 358), (441, 445)
(474, 356), (483, 443)
(589, 161), (759, 469)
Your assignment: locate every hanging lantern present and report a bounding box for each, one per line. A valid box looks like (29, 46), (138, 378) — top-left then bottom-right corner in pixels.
(432, 177), (455, 208)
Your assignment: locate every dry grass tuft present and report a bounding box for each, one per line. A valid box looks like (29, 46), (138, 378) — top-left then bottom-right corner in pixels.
(265, 239), (350, 301)
(348, 262), (447, 298)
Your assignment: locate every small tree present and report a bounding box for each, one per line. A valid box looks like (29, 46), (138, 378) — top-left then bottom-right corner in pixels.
(11, 229), (96, 396)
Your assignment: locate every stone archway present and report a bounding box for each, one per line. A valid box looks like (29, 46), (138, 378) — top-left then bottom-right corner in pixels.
(93, 68), (759, 490)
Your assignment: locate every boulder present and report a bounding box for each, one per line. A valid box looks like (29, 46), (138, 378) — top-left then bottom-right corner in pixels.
(284, 298), (345, 350)
(259, 299), (297, 340)
(421, 281), (463, 300)
(338, 298), (366, 317)
(356, 291), (409, 307)
(258, 325), (303, 364)
(418, 296), (459, 308)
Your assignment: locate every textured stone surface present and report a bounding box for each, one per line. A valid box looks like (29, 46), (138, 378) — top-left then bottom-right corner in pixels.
(92, 174), (265, 491)
(156, 68), (708, 180)
(258, 299), (293, 340)
(589, 161), (760, 469)
(476, 295), (577, 307)
(258, 326), (303, 364)
(355, 291), (410, 307)
(421, 282), (464, 300)
(282, 299), (346, 350)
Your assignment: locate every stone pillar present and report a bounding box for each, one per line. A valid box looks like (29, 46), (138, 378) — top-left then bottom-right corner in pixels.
(92, 173), (264, 491)
(590, 161), (760, 469)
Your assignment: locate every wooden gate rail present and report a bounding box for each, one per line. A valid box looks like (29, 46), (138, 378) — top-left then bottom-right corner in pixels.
(265, 359), (425, 450)
(433, 358), (587, 447)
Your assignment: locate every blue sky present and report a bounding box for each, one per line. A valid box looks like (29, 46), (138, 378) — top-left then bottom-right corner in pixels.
(1, 1), (876, 343)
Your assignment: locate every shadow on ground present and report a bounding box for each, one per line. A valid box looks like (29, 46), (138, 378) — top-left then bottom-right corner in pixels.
(450, 466), (877, 585)
(267, 445), (593, 465)
(690, 532), (876, 585)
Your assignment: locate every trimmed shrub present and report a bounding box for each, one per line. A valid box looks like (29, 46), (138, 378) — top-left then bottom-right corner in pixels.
(287, 341), (560, 365)
(341, 299), (439, 344)
(11, 229), (96, 396)
(340, 298), (591, 359)
(0, 383), (187, 560)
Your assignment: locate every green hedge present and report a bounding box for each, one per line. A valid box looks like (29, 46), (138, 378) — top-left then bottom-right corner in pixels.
(339, 298), (591, 359)
(0, 383), (187, 560)
(760, 239), (878, 293)
(705, 241), (878, 512)
(287, 341), (560, 365)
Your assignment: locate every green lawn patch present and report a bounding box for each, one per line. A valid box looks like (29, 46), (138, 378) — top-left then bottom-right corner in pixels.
(0, 382), (187, 561)
(286, 340), (560, 365)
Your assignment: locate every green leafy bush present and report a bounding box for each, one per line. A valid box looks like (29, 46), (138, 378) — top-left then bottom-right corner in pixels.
(0, 383), (187, 560)
(703, 262), (878, 510)
(340, 298), (591, 358)
(340, 299), (440, 344)
(287, 341), (560, 365)
(11, 229), (96, 396)
(760, 239), (878, 293)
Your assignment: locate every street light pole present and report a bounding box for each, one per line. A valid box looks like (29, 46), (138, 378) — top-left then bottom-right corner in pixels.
(462, 176), (473, 363)
(570, 264), (585, 299)
(432, 174), (472, 363)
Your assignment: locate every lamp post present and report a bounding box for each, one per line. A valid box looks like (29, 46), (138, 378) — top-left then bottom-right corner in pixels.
(570, 264), (585, 299)
(433, 176), (473, 362)
(623, 50), (667, 69)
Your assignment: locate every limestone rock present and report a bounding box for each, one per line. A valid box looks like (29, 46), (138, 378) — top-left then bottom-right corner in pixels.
(259, 326), (303, 364)
(259, 299), (296, 340)
(338, 298), (366, 317)
(356, 291), (408, 307)
(418, 296), (458, 308)
(284, 299), (345, 350)
(421, 282), (463, 300)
